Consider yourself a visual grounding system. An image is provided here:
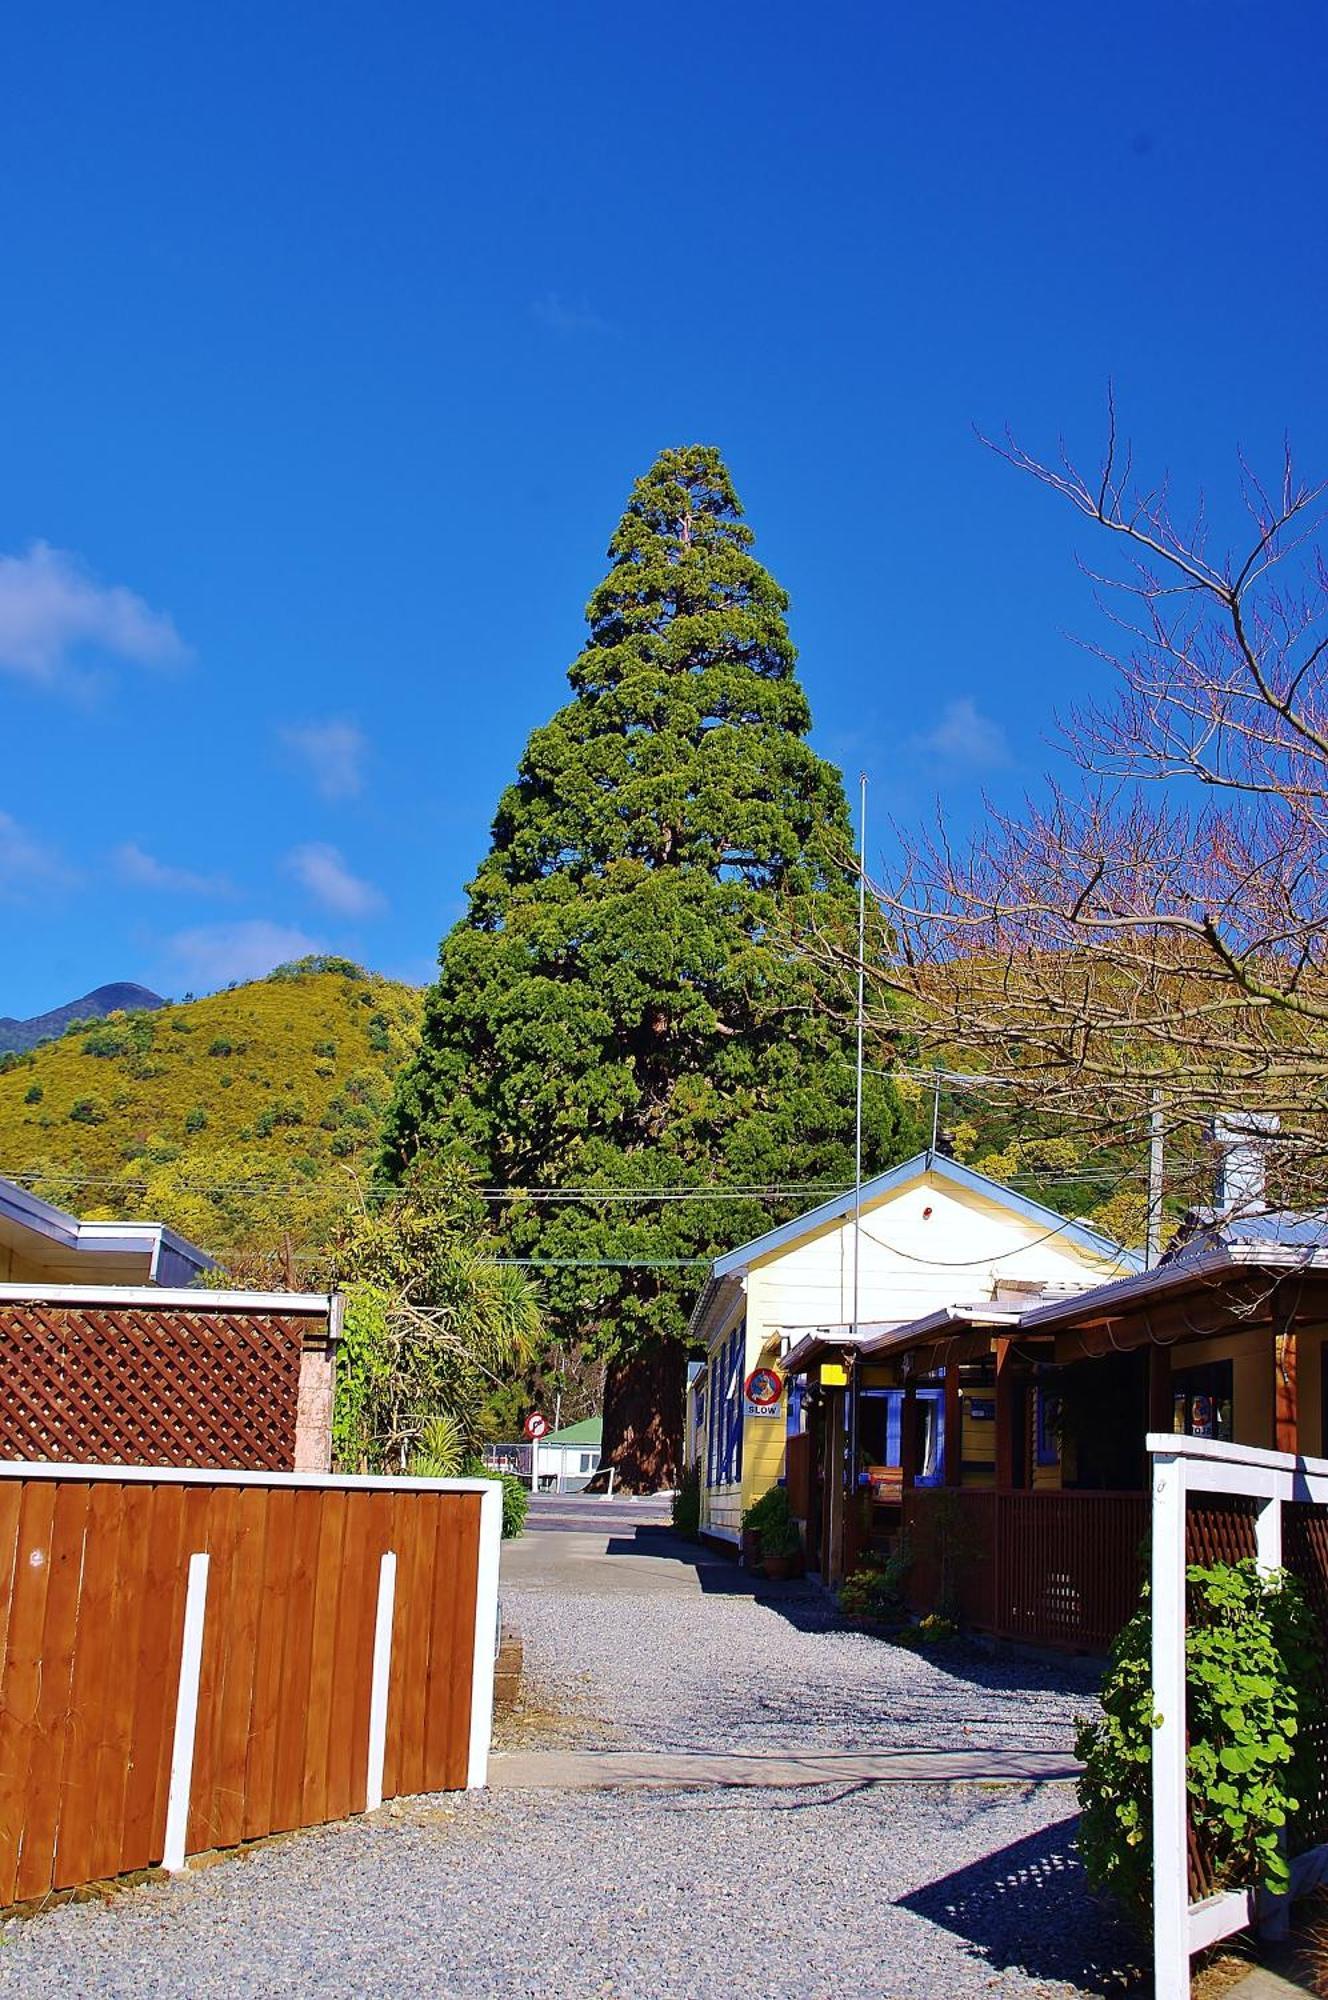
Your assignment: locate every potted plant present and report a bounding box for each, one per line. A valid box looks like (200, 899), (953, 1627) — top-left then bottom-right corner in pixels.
(757, 1517), (802, 1581)
(740, 1485), (792, 1567)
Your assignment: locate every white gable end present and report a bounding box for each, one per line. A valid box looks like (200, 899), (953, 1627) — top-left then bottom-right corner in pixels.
(748, 1167), (1129, 1337)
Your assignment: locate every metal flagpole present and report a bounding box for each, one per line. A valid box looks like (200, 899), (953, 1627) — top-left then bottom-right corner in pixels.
(847, 775), (868, 1511)
(852, 773), (867, 1343)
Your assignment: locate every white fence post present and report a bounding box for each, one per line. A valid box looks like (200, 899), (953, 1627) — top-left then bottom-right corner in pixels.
(365, 1550), (397, 1811)
(163, 1551), (210, 1872)
(467, 1479), (502, 1788)
(1151, 1448), (1190, 2000)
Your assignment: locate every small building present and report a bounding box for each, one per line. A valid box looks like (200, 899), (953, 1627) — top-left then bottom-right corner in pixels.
(482, 1416), (603, 1492)
(684, 1150), (1136, 1559)
(539, 1416), (602, 1490)
(0, 1174), (211, 1287)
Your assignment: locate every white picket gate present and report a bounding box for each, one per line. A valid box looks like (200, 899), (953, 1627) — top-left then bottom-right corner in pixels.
(1150, 1432), (1328, 1997)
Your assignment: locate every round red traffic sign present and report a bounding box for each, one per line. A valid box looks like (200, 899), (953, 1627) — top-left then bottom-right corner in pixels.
(524, 1411), (549, 1439)
(744, 1367), (784, 1408)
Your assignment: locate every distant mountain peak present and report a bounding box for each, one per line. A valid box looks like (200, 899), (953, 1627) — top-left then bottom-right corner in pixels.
(0, 983), (167, 1056)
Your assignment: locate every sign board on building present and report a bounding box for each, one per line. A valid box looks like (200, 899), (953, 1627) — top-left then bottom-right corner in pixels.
(743, 1366), (784, 1420)
(524, 1412), (549, 1440)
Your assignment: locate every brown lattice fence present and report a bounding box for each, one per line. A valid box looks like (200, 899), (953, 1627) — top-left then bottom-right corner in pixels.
(0, 1301), (314, 1470)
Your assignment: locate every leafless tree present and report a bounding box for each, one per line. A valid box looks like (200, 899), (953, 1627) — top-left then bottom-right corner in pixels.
(853, 403), (1328, 1211)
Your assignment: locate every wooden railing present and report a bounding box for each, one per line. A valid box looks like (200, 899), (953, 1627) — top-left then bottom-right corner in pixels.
(902, 1488), (1149, 1651)
(0, 1462), (500, 1908)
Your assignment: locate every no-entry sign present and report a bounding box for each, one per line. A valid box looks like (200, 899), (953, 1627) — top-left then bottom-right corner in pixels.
(524, 1411), (549, 1440)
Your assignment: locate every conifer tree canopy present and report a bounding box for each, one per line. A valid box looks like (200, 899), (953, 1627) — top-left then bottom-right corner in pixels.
(384, 446), (913, 1487)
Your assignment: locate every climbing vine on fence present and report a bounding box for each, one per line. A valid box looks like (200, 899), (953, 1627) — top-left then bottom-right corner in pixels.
(1075, 1559), (1325, 1926)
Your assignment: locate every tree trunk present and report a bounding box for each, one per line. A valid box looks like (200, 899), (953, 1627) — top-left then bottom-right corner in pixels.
(598, 1339), (685, 1492)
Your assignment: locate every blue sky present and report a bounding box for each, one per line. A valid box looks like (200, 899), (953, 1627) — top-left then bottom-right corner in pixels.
(3, 1), (1325, 1016)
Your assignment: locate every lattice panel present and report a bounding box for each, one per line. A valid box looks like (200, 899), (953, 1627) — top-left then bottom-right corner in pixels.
(1282, 1504), (1328, 1851)
(0, 1305), (304, 1469)
(1185, 1496), (1259, 1567)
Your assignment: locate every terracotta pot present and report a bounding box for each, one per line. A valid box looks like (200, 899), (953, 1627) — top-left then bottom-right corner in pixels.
(762, 1554), (793, 1581)
(741, 1529), (761, 1566)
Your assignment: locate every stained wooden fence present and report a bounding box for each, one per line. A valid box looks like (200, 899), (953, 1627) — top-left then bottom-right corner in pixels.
(0, 1464), (500, 1907)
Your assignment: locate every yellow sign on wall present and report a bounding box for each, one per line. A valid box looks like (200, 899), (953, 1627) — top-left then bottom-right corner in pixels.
(820, 1361), (848, 1388)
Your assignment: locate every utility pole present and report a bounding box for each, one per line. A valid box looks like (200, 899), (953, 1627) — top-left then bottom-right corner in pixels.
(1146, 1094), (1165, 1271)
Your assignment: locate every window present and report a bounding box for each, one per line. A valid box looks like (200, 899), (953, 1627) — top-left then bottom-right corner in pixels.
(1173, 1360), (1234, 1442)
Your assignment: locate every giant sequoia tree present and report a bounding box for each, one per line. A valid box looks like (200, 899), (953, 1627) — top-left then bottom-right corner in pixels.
(384, 446), (913, 1486)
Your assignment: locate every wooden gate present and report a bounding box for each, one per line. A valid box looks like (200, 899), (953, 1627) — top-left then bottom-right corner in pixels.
(0, 1463), (500, 1906)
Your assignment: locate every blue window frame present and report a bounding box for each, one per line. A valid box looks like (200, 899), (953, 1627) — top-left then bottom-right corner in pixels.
(706, 1320), (746, 1490)
(1035, 1383), (1061, 1468)
(857, 1386), (946, 1485)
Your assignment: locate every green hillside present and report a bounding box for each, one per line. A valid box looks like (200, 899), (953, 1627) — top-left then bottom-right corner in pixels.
(0, 958), (421, 1278)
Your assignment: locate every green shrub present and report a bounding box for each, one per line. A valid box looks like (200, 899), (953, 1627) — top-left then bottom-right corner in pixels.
(741, 1485), (792, 1536)
(184, 1106), (208, 1133)
(207, 1037), (233, 1057)
(839, 1538), (913, 1622)
(69, 1097), (108, 1124)
(82, 1027), (128, 1058)
(1076, 1560), (1325, 1926)
(461, 1452), (528, 1538)
(894, 1612), (958, 1649)
(671, 1462), (701, 1538)
(24, 1083), (42, 1105)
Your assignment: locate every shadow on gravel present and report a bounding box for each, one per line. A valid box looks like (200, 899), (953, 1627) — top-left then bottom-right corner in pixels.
(898, 1814), (1145, 1993)
(604, 1526), (1106, 1716)
(602, 1525), (839, 1630)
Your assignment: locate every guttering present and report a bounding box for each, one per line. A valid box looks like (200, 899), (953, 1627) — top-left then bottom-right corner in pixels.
(0, 1282), (338, 1317)
(857, 1304), (1024, 1359)
(1016, 1243), (1328, 1338)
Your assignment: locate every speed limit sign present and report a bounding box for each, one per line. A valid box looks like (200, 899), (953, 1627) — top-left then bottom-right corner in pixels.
(524, 1411), (549, 1440)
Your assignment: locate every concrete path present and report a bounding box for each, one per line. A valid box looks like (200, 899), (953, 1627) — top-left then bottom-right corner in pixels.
(490, 1744), (1083, 1789)
(500, 1491), (753, 1598)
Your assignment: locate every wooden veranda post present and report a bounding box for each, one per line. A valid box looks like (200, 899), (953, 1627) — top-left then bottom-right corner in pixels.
(1149, 1346), (1173, 1438)
(1274, 1285), (1299, 1457)
(994, 1340), (1017, 1491)
(900, 1378), (919, 1491)
(944, 1363), (961, 1486)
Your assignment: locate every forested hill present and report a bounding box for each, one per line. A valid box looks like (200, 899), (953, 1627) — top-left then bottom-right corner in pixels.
(0, 958), (421, 1278)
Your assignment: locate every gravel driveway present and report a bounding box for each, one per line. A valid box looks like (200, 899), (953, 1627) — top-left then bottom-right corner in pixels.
(0, 1495), (1143, 1998)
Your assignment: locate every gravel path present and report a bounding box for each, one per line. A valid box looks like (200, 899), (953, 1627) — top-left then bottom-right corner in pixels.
(0, 1500), (1143, 1997)
(501, 1576), (1101, 1756)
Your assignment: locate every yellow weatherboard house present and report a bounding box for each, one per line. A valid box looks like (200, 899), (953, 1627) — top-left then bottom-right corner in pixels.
(684, 1149), (1136, 1548)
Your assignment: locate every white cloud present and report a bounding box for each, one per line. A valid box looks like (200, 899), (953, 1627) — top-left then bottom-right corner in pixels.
(0, 542), (188, 692)
(0, 810), (75, 900)
(914, 697), (1012, 771)
(166, 919), (324, 991)
(112, 842), (233, 898)
(286, 841), (385, 917)
(532, 291), (611, 336)
(281, 718), (368, 800)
